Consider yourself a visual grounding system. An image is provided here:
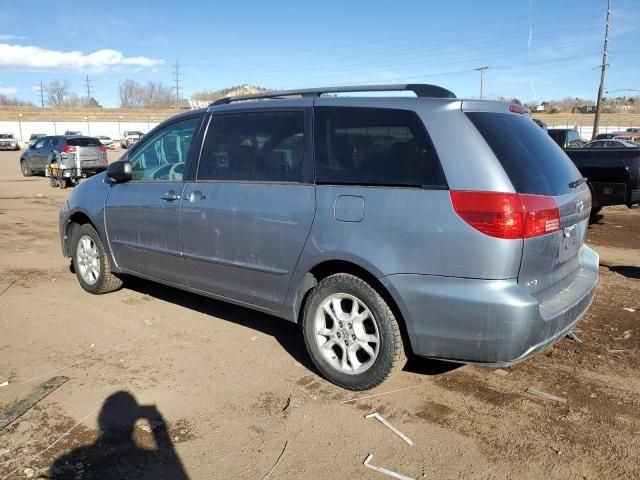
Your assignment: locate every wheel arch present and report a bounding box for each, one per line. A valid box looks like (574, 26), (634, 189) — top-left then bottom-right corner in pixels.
(291, 259), (412, 355)
(63, 210), (101, 257)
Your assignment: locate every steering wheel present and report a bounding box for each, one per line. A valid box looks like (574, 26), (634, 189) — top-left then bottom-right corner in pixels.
(169, 162), (185, 181)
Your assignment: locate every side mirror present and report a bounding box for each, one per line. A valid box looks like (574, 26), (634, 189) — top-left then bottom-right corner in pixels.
(107, 160), (132, 183)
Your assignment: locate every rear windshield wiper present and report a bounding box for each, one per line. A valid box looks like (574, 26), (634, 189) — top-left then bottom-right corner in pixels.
(568, 177), (588, 189)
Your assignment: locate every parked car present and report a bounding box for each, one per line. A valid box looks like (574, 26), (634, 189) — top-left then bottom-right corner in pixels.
(28, 133), (47, 147)
(20, 136), (108, 177)
(548, 128), (586, 148)
(0, 133), (20, 151)
(59, 84), (598, 390)
(563, 146), (640, 216)
(626, 128), (640, 133)
(582, 139), (640, 148)
(120, 131), (144, 149)
(532, 118), (547, 130)
(595, 132), (623, 140)
(64, 130), (82, 136)
(96, 136), (115, 148)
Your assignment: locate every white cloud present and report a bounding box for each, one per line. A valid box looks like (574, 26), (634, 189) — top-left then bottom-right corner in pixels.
(0, 86), (18, 95)
(0, 34), (27, 41)
(0, 43), (164, 71)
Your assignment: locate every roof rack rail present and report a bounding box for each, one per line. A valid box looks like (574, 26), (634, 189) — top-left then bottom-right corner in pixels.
(210, 84), (456, 106)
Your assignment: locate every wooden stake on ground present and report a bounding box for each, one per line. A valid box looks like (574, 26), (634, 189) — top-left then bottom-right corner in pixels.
(0, 376), (69, 430)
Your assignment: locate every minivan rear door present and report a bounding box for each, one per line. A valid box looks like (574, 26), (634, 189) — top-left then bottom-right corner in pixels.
(181, 105), (315, 312)
(464, 107), (592, 306)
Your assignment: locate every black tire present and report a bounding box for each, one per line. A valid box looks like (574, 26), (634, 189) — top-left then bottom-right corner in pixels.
(71, 224), (123, 294)
(20, 159), (33, 177)
(590, 206), (602, 217)
(302, 273), (406, 391)
(59, 178), (69, 189)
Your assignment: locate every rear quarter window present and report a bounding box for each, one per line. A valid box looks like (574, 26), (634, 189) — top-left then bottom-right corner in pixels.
(466, 113), (581, 196)
(314, 107), (446, 188)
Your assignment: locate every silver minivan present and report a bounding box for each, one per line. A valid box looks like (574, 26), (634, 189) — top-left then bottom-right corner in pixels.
(59, 85), (598, 390)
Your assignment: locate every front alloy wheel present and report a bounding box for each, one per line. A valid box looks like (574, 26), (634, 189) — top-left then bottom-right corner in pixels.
(76, 235), (100, 285)
(71, 224), (123, 294)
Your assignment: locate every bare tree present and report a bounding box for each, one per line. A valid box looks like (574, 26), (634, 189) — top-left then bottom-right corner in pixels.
(143, 81), (172, 107)
(119, 79), (143, 108)
(119, 79), (173, 108)
(46, 80), (70, 107)
(0, 94), (34, 106)
(63, 93), (82, 108)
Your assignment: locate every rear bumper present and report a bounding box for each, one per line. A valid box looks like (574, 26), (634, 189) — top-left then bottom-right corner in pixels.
(379, 245), (599, 365)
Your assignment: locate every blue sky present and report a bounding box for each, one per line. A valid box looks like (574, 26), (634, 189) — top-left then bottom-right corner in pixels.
(0, 0), (638, 107)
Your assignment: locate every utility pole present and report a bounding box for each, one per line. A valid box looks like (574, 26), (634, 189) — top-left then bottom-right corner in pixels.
(592, 0), (611, 140)
(173, 61), (181, 104)
(39, 81), (45, 108)
(475, 66), (489, 99)
(85, 74), (93, 100)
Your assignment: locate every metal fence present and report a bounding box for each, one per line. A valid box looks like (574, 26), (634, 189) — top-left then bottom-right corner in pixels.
(0, 119), (161, 145)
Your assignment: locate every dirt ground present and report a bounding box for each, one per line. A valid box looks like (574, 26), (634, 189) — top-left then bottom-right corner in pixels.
(0, 149), (639, 480)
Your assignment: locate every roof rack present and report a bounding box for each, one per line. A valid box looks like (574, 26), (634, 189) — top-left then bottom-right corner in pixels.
(210, 84), (456, 106)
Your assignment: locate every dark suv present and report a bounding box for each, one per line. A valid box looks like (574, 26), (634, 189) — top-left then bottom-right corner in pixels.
(59, 85), (598, 390)
(20, 136), (108, 177)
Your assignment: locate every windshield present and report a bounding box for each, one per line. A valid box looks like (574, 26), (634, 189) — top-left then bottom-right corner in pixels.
(0, 134), (14, 139)
(127, 131), (143, 136)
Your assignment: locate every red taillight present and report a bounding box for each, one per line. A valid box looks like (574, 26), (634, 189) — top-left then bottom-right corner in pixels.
(450, 191), (560, 239)
(509, 104), (526, 114)
(99, 145), (107, 153)
(520, 194), (561, 237)
(63, 145), (76, 153)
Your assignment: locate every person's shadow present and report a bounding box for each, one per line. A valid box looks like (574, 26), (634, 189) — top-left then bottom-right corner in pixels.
(49, 391), (188, 479)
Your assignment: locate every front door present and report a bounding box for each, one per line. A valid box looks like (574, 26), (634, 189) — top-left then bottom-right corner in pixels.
(105, 115), (203, 284)
(29, 137), (48, 172)
(181, 108), (316, 312)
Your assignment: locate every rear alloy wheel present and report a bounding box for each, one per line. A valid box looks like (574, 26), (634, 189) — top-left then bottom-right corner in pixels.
(20, 160), (33, 177)
(71, 224), (123, 294)
(303, 273), (406, 390)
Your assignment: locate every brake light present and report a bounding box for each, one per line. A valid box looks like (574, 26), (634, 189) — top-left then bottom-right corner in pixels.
(450, 191), (560, 239)
(62, 145), (76, 153)
(509, 104), (526, 114)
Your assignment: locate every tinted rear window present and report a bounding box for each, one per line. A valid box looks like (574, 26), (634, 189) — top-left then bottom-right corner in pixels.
(66, 137), (102, 147)
(466, 113), (581, 196)
(315, 107), (446, 188)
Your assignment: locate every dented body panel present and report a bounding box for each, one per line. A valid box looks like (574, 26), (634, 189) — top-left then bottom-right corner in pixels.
(59, 95), (599, 366)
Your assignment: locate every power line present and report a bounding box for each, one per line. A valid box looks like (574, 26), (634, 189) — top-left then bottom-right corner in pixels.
(85, 74), (92, 99)
(39, 80), (45, 108)
(475, 66), (489, 99)
(592, 0), (611, 140)
(173, 61), (181, 103)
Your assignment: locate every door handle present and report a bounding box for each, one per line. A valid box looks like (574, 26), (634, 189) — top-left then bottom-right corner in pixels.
(185, 190), (206, 202)
(161, 191), (181, 201)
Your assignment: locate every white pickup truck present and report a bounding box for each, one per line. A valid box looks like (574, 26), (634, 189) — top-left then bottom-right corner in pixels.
(0, 133), (20, 151)
(120, 131), (144, 149)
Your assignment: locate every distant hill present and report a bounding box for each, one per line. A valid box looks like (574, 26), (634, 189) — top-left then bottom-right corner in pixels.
(191, 84), (270, 102)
